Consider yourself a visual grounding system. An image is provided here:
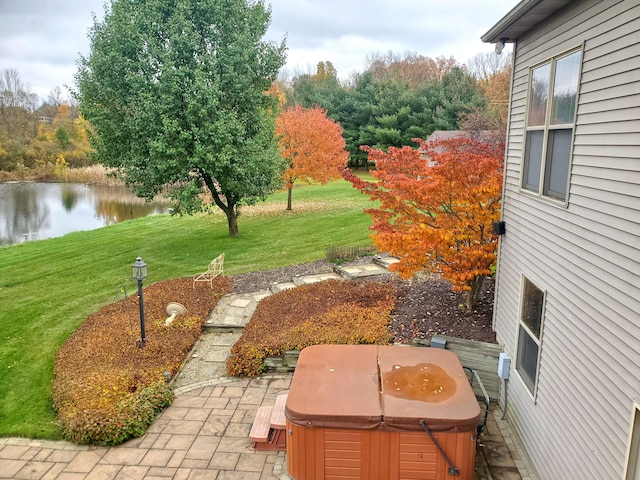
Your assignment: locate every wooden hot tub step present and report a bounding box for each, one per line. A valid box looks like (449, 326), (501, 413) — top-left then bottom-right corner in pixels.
(249, 406), (273, 443)
(270, 394), (287, 429)
(253, 428), (286, 451)
(250, 394), (288, 451)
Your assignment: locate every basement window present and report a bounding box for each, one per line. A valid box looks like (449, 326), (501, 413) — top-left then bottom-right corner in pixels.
(516, 276), (545, 395)
(626, 406), (640, 480)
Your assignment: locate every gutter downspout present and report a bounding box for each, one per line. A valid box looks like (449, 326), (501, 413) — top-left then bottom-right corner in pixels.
(492, 38), (517, 334)
(492, 39), (518, 424)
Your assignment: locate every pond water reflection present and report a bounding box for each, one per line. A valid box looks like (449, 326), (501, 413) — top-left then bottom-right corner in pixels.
(0, 182), (172, 246)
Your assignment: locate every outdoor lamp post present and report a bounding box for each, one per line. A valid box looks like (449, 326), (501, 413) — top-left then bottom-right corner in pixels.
(132, 256), (148, 345)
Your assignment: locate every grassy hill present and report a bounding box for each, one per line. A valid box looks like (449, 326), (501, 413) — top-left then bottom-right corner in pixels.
(0, 178), (375, 438)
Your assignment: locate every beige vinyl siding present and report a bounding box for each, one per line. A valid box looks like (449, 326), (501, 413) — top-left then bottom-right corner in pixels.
(577, 120), (640, 135)
(580, 104), (640, 123)
(497, 217), (640, 478)
(493, 0), (640, 478)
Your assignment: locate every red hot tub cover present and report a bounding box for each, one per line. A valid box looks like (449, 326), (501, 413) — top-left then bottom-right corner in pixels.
(284, 344), (382, 430)
(378, 345), (480, 432)
(285, 344), (480, 433)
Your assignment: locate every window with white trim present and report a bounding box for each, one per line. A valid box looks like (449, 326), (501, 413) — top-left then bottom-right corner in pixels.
(516, 277), (545, 395)
(522, 49), (582, 202)
(626, 406), (640, 480)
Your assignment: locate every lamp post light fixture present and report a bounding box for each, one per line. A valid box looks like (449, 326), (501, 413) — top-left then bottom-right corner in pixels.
(132, 256), (148, 345)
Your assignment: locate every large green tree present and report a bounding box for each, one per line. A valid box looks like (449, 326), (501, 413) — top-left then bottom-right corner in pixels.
(74, 0), (287, 236)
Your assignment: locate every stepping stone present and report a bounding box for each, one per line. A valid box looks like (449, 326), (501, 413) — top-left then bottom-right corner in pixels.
(204, 348), (231, 362)
(269, 282), (297, 293)
(362, 264), (386, 272)
(373, 255), (401, 268)
(340, 266), (361, 274)
(209, 333), (239, 346)
(230, 298), (252, 308)
(292, 272), (341, 286)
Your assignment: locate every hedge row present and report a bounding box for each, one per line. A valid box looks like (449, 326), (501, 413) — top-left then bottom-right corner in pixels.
(226, 279), (398, 376)
(53, 276), (232, 445)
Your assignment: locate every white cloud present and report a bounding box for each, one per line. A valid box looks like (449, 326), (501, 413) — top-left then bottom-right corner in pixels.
(0, 0), (514, 101)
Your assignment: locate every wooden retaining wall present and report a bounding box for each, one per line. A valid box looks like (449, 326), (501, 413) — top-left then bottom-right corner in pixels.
(264, 335), (503, 401)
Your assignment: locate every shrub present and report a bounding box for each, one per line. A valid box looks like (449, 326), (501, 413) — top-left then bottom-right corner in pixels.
(53, 276), (232, 445)
(57, 381), (174, 446)
(226, 279), (397, 376)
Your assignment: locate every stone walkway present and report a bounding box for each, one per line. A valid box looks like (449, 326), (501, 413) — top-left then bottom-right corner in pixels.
(0, 258), (538, 479)
(0, 376), (292, 480)
(173, 260), (393, 389)
(0, 377), (532, 480)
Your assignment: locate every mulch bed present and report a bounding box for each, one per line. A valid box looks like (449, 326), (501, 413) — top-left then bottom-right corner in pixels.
(230, 258), (496, 345)
(390, 276), (496, 344)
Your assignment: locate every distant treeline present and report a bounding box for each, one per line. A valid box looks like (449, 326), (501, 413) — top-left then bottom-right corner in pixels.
(0, 51), (510, 173)
(0, 69), (92, 173)
(276, 51), (511, 168)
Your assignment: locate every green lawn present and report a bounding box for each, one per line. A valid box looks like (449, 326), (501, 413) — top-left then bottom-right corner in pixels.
(0, 179), (374, 439)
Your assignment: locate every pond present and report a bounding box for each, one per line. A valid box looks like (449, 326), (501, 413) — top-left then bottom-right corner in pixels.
(0, 182), (172, 246)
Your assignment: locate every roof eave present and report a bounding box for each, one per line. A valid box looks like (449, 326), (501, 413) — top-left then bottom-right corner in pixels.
(481, 0), (543, 43)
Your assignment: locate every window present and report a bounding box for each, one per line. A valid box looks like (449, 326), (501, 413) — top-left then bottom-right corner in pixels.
(626, 406), (640, 480)
(516, 277), (545, 394)
(522, 50), (582, 202)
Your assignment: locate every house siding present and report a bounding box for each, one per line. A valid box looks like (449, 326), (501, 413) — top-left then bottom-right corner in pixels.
(493, 0), (640, 479)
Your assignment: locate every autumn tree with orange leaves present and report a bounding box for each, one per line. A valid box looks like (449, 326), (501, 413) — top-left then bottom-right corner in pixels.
(342, 135), (504, 311)
(276, 105), (349, 210)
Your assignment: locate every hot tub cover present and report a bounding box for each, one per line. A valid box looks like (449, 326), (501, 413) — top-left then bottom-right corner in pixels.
(285, 344), (480, 432)
(284, 344), (382, 430)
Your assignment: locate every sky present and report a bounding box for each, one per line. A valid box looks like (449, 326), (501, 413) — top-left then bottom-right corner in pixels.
(0, 0), (515, 102)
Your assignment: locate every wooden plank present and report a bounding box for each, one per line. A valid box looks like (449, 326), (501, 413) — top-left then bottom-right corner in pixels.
(449, 353), (500, 367)
(432, 335), (502, 353)
(270, 394), (287, 429)
(249, 406), (273, 443)
(417, 335), (502, 401)
(444, 345), (502, 357)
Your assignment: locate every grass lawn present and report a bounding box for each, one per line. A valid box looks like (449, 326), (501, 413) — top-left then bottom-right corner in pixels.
(0, 179), (374, 439)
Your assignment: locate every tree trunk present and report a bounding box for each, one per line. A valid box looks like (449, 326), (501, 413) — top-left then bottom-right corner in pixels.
(287, 185), (293, 211)
(201, 172), (239, 237)
(464, 274), (486, 312)
(226, 209), (239, 237)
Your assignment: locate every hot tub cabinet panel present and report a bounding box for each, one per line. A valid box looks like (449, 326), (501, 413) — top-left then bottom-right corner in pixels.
(287, 422), (476, 479)
(286, 345), (480, 480)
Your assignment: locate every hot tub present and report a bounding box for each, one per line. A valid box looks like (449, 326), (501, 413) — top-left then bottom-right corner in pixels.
(285, 344), (480, 480)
